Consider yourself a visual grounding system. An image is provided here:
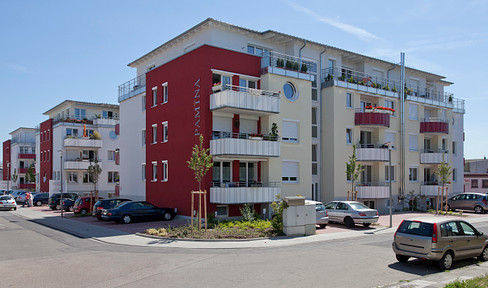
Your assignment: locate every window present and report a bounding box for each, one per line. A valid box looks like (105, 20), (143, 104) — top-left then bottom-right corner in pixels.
(66, 128), (78, 138)
(409, 104), (418, 120)
(385, 100), (394, 116)
(102, 111), (114, 119)
(108, 171), (119, 183)
(472, 179), (479, 188)
(346, 128), (352, 144)
(152, 124), (157, 144)
(327, 59), (335, 74)
(452, 141), (456, 155)
(312, 144), (318, 176)
(108, 150), (116, 161)
(162, 83), (168, 104)
(142, 164), (146, 181)
(346, 93), (352, 108)
(75, 108), (86, 120)
(311, 108), (318, 138)
(282, 120), (299, 143)
(282, 161), (299, 183)
(384, 132), (395, 148)
(442, 138), (447, 152)
(452, 168), (457, 182)
(161, 160), (168, 182)
(283, 82), (298, 101)
(385, 166), (395, 181)
(142, 130), (146, 146)
(409, 168), (418, 181)
(162, 122), (168, 143)
(247, 44), (270, 58)
(152, 162), (157, 181)
(152, 87), (157, 107)
(482, 179), (488, 189)
(409, 135), (418, 151)
(83, 172), (93, 183)
(142, 95), (146, 111)
(216, 205), (229, 217)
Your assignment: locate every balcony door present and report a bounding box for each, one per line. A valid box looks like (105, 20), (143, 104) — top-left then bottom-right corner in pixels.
(424, 168), (434, 184)
(424, 138), (431, 153)
(213, 161), (232, 187)
(239, 162), (257, 187)
(360, 131), (372, 148)
(361, 165), (372, 185)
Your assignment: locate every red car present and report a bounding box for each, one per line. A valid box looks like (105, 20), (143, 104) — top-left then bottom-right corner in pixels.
(73, 197), (103, 215)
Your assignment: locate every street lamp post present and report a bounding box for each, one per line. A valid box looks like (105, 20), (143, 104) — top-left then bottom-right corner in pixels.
(59, 150), (63, 218)
(388, 143), (392, 228)
(7, 162), (10, 193)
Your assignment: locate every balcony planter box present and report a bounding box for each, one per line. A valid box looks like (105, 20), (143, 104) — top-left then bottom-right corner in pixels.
(212, 85), (222, 92)
(249, 137), (263, 140)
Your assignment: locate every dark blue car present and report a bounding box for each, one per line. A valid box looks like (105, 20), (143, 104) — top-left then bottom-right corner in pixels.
(101, 201), (177, 224)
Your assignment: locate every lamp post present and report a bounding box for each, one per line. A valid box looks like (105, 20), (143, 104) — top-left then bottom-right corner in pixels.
(387, 143), (392, 228)
(59, 150), (63, 218)
(7, 162), (10, 193)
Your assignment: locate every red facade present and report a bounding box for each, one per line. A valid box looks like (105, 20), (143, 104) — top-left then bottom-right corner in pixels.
(355, 112), (390, 127)
(2, 140), (11, 181)
(18, 153), (36, 159)
(420, 121), (449, 134)
(39, 119), (53, 192)
(145, 45), (261, 216)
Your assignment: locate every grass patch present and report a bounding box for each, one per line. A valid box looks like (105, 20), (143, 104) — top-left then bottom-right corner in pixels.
(444, 275), (488, 288)
(145, 219), (282, 239)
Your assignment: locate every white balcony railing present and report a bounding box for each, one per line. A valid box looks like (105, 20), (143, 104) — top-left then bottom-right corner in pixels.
(64, 138), (102, 148)
(210, 137), (280, 157)
(210, 182), (280, 204)
(210, 85), (280, 115)
(64, 160), (102, 170)
(420, 151), (447, 164)
(421, 184), (441, 196)
(356, 185), (389, 199)
(356, 145), (389, 161)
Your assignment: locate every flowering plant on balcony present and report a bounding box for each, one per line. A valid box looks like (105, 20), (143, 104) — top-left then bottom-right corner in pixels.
(364, 106), (395, 114)
(213, 82), (221, 87)
(249, 133), (264, 140)
(212, 82), (222, 92)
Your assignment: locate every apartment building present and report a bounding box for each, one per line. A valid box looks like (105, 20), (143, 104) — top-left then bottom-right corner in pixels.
(36, 100), (120, 197)
(117, 18), (464, 216)
(2, 128), (36, 190)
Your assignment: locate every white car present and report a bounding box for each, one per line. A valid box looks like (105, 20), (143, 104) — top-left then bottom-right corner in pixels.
(0, 195), (17, 211)
(306, 200), (329, 229)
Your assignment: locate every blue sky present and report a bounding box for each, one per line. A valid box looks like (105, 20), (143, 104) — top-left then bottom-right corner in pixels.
(1, 0), (487, 161)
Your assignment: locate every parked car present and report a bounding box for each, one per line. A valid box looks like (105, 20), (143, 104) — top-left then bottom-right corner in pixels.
(101, 201), (177, 224)
(73, 197), (104, 215)
(447, 193), (488, 214)
(93, 198), (131, 220)
(0, 195), (17, 211)
(11, 190), (26, 202)
(393, 217), (488, 270)
(324, 201), (379, 228)
(61, 198), (76, 212)
(305, 200), (329, 229)
(16, 191), (38, 205)
(33, 193), (49, 206)
(48, 193), (79, 210)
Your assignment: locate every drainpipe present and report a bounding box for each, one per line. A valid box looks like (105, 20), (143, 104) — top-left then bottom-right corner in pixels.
(319, 47), (327, 202)
(299, 40), (307, 60)
(400, 52), (406, 207)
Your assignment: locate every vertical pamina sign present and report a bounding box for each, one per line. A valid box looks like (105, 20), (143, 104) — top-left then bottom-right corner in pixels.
(193, 78), (201, 136)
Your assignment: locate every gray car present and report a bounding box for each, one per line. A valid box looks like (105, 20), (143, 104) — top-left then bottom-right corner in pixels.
(324, 201), (379, 228)
(447, 193), (488, 214)
(305, 200), (329, 229)
(393, 217), (488, 270)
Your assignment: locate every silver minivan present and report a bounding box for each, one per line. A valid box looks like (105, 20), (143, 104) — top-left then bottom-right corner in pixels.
(392, 217), (488, 270)
(447, 193), (488, 214)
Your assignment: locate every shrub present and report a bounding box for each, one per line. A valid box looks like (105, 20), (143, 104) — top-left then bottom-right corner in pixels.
(270, 195), (288, 234)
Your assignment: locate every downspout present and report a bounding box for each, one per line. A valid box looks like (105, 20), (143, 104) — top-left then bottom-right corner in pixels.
(319, 47), (327, 202)
(299, 40), (307, 60)
(400, 52), (406, 207)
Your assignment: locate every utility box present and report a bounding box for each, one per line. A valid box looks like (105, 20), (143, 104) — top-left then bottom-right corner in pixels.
(283, 196), (316, 236)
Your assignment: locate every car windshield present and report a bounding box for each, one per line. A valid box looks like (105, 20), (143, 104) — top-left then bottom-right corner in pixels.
(397, 220), (433, 237)
(115, 202), (131, 209)
(0, 196), (12, 200)
(316, 203), (326, 211)
(349, 202), (370, 210)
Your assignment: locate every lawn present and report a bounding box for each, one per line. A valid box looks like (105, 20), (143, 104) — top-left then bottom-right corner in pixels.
(444, 275), (488, 288)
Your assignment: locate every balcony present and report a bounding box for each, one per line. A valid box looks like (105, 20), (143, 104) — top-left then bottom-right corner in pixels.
(355, 109), (390, 128)
(356, 144), (389, 162)
(420, 149), (448, 164)
(118, 74), (146, 102)
(356, 183), (389, 199)
(210, 132), (280, 158)
(420, 118), (449, 134)
(64, 137), (102, 148)
(18, 168), (34, 174)
(19, 183), (35, 189)
(210, 182), (281, 204)
(18, 153), (36, 159)
(421, 182), (441, 196)
(210, 85), (280, 115)
(261, 51), (317, 81)
(64, 159), (102, 170)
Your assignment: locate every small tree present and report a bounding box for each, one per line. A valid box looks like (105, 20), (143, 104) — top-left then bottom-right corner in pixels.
(27, 166), (36, 184)
(88, 158), (102, 211)
(11, 168), (18, 184)
(437, 154), (452, 214)
(345, 144), (364, 201)
(186, 135), (213, 191)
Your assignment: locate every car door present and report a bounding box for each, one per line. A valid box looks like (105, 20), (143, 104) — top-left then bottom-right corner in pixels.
(458, 221), (485, 258)
(442, 221), (467, 258)
(454, 194), (467, 210)
(336, 202), (350, 222)
(325, 202), (339, 222)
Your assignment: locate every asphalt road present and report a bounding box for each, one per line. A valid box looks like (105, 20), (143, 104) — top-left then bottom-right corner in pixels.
(2, 211), (488, 288)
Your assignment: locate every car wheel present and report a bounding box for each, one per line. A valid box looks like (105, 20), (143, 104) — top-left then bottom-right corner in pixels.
(344, 217), (355, 228)
(363, 223), (371, 228)
(80, 209), (88, 216)
(319, 224), (327, 229)
(478, 246), (488, 261)
(474, 206), (484, 214)
(122, 215), (132, 224)
(396, 254), (409, 263)
(438, 251), (453, 270)
(14, 207), (17, 211)
(36, 201), (43, 206)
(55, 204), (60, 210)
(163, 212), (172, 221)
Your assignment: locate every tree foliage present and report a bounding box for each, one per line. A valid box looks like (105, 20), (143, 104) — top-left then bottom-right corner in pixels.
(345, 144), (364, 192)
(88, 158), (102, 194)
(187, 135), (213, 191)
(437, 154), (452, 187)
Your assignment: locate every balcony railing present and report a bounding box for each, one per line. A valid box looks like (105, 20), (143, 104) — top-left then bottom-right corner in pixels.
(118, 74), (146, 102)
(420, 118), (449, 134)
(64, 137), (102, 148)
(210, 131), (280, 157)
(420, 183), (442, 196)
(355, 109), (390, 127)
(210, 181), (281, 204)
(420, 150), (448, 164)
(19, 183), (35, 189)
(18, 153), (36, 159)
(356, 182), (390, 199)
(322, 67), (465, 113)
(210, 84), (280, 115)
(64, 159), (102, 170)
(356, 144), (389, 161)
(261, 51), (317, 81)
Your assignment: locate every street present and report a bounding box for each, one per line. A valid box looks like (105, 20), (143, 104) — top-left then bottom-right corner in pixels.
(2, 211), (488, 288)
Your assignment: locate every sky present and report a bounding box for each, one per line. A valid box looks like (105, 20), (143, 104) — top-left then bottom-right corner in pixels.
(1, 0), (487, 162)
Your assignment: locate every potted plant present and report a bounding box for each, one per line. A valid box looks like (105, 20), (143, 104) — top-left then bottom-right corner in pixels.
(269, 123), (279, 141)
(212, 82), (222, 92)
(249, 133), (264, 140)
(364, 105), (374, 112)
(339, 75), (346, 81)
(300, 63), (307, 73)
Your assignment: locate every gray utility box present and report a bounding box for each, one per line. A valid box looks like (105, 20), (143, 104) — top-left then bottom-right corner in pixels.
(283, 196), (316, 236)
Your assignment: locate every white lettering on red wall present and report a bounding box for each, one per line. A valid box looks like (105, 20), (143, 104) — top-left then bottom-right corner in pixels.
(194, 78), (201, 136)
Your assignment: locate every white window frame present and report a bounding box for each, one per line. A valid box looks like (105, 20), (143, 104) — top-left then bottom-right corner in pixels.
(409, 167), (418, 182)
(107, 150), (116, 161)
(409, 134), (419, 151)
(385, 165), (395, 182)
(161, 160), (168, 182)
(152, 86), (157, 107)
(452, 141), (457, 155)
(409, 104), (418, 121)
(162, 82), (168, 104)
(282, 160), (299, 183)
(142, 95), (146, 111)
(68, 172), (78, 183)
(108, 171), (118, 184)
(311, 108), (318, 139)
(142, 129), (146, 146)
(346, 93), (352, 108)
(282, 119), (299, 143)
(452, 168), (457, 182)
(346, 128), (353, 144)
(152, 161), (157, 182)
(142, 163), (146, 181)
(312, 144), (318, 176)
(162, 121), (168, 143)
(385, 100), (395, 116)
(152, 124), (157, 144)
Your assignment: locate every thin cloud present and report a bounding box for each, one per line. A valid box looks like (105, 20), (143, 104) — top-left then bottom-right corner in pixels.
(285, 1), (381, 41)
